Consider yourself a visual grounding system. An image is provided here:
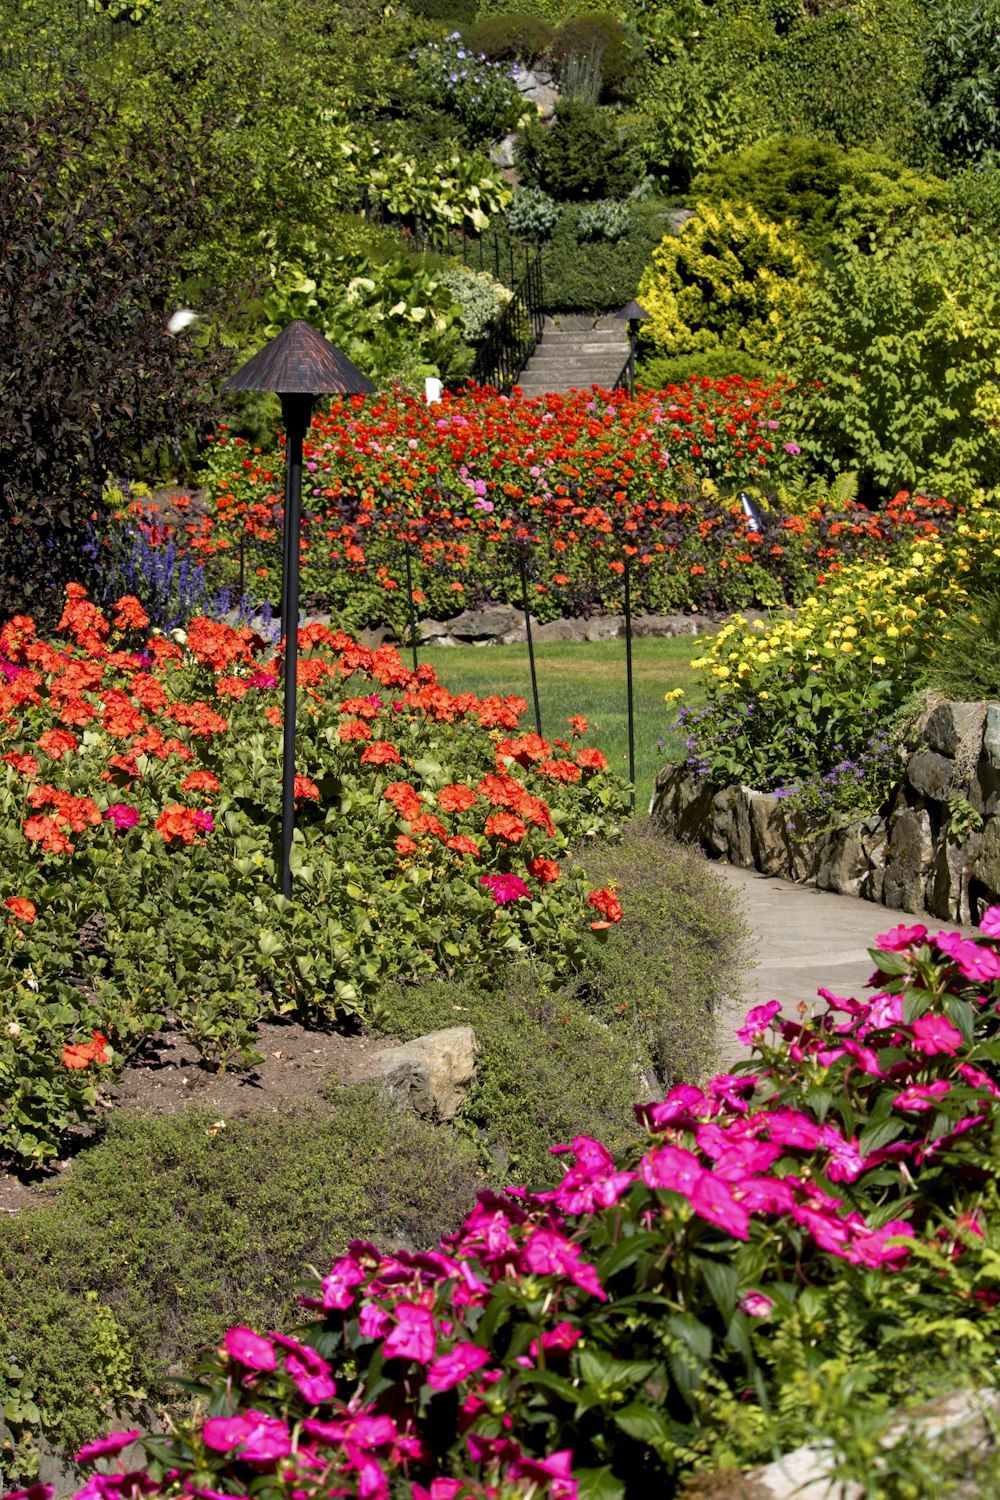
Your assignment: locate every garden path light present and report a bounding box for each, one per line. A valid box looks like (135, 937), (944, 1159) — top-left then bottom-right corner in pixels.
(223, 320), (377, 899)
(613, 298), (650, 398)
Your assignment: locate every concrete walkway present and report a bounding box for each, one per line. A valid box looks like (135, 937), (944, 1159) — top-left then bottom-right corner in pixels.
(713, 863), (980, 1069)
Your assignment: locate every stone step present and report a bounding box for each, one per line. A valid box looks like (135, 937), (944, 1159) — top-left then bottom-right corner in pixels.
(530, 345), (628, 360)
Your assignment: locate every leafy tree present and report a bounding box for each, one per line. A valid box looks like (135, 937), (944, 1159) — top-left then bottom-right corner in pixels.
(0, 91), (234, 620)
(515, 98), (645, 201)
(921, 0), (1000, 162)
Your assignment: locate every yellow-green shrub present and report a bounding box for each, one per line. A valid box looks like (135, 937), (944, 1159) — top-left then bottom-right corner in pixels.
(637, 199), (814, 361)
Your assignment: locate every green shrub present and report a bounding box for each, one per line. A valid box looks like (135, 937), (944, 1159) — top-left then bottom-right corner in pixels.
(638, 346), (782, 389)
(505, 184), (560, 237)
(408, 0), (478, 24)
(437, 264), (511, 342)
(515, 97), (645, 201)
(638, 199), (814, 360)
(537, 200), (672, 310)
(786, 222), (1000, 502)
(463, 11), (554, 63)
(576, 197), (631, 240)
(0, 1092), (480, 1477)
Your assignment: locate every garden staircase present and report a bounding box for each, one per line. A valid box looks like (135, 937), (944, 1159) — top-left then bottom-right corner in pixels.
(514, 314), (629, 398)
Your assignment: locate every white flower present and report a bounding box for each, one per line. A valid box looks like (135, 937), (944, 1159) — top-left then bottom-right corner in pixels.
(167, 308), (198, 335)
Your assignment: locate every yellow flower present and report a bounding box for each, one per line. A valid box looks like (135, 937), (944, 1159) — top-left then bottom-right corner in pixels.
(663, 688), (685, 702)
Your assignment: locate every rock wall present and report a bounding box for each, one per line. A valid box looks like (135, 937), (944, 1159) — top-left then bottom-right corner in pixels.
(651, 699), (1000, 923)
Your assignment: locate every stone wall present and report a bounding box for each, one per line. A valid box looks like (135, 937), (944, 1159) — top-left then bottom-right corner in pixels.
(650, 699), (1000, 923)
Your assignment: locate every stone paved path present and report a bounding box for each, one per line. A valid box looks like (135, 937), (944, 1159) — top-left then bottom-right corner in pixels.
(712, 863), (981, 1070)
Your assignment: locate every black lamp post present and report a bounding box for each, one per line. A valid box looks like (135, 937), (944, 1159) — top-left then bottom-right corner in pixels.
(614, 299), (651, 397)
(223, 320), (376, 900)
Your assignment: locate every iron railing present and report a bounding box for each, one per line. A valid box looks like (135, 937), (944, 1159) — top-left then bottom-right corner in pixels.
(468, 246), (544, 394)
(0, 0), (122, 74)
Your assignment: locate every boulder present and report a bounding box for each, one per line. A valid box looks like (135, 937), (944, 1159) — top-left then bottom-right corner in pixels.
(584, 615), (624, 641)
(984, 703), (1000, 770)
(512, 65), (559, 119)
(532, 617), (586, 643)
(360, 1027), (478, 1121)
(746, 791), (793, 877)
(882, 807), (933, 912)
(925, 700), (986, 762)
(906, 750), (955, 802)
(971, 815), (1000, 904)
(631, 613), (703, 638)
(445, 606), (521, 641)
(815, 821), (867, 897)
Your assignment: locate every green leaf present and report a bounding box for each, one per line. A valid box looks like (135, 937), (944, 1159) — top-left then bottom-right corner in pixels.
(573, 1467), (625, 1500)
(612, 1401), (672, 1445)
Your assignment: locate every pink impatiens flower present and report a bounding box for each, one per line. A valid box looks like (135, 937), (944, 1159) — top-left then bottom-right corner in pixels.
(911, 1013), (964, 1056)
(735, 1000), (782, 1046)
(876, 922), (928, 951)
(104, 804), (140, 832)
(739, 1292), (774, 1318)
(894, 1080), (951, 1111)
(382, 1302), (437, 1363)
(74, 1431), (140, 1464)
(202, 1411), (292, 1463)
(544, 1135), (637, 1213)
(223, 1327), (277, 1371)
(641, 1143), (707, 1196)
(934, 931), (1000, 983)
(426, 1341), (491, 1391)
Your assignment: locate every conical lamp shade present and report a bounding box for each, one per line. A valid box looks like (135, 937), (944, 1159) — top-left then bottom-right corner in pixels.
(615, 300), (651, 322)
(224, 320), (378, 395)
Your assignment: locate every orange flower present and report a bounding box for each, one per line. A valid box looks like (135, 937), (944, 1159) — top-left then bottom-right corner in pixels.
(484, 811), (527, 843)
(293, 775), (320, 801)
(62, 1030), (110, 1069)
(37, 728), (79, 760)
(576, 747), (608, 773)
(395, 835), (418, 856)
(384, 781), (423, 821)
(113, 595), (150, 631)
(587, 886), (623, 923)
(360, 741), (402, 766)
(5, 896), (36, 923)
(526, 856), (560, 884)
(446, 834), (480, 857)
(156, 805), (201, 844)
(265, 706), (282, 727)
(438, 784), (478, 814)
(567, 715), (588, 737)
(338, 719), (373, 742)
(411, 812), (447, 841)
(23, 815), (73, 854)
(537, 758), (580, 784)
(181, 770), (220, 794)
(4, 752), (39, 778)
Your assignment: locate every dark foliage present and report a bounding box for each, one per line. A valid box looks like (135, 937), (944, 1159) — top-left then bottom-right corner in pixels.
(549, 12), (639, 100)
(0, 90), (235, 622)
(515, 98), (645, 202)
(463, 11), (554, 65)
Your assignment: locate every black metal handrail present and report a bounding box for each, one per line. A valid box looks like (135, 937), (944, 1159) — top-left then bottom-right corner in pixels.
(0, 0), (121, 74)
(468, 246), (544, 394)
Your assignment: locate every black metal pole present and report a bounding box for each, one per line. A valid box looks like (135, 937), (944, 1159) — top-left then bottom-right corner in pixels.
(279, 393), (313, 900)
(629, 327), (637, 398)
(404, 544), (419, 674)
(238, 521), (246, 602)
(624, 552), (636, 812)
(520, 558), (542, 736)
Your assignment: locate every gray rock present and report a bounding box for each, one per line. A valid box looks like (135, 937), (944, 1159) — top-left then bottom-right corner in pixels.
(745, 1441), (862, 1500)
(584, 614), (624, 641)
(513, 64), (559, 120)
(883, 807), (933, 912)
(815, 821), (867, 897)
(985, 703), (1000, 769)
(532, 617), (585, 643)
(446, 606), (521, 640)
(925, 700), (986, 761)
(746, 791), (793, 877)
(705, 786), (737, 858)
(360, 1027), (478, 1121)
(906, 750), (955, 801)
(667, 208), (695, 236)
(928, 834), (973, 922)
(972, 815), (1000, 903)
(490, 132), (519, 169)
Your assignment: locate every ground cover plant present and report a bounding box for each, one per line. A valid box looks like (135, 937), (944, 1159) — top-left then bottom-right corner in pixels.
(51, 907), (1000, 1497)
(0, 588), (634, 1166)
(669, 497), (1000, 817)
(96, 383), (961, 644)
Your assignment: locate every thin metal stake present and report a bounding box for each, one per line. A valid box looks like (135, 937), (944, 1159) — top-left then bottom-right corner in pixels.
(404, 544), (419, 674)
(520, 559), (542, 736)
(278, 394), (313, 900)
(238, 521), (246, 602)
(624, 553), (636, 811)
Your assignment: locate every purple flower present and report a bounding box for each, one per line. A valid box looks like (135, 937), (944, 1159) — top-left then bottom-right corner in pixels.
(105, 804), (140, 832)
(480, 873), (531, 905)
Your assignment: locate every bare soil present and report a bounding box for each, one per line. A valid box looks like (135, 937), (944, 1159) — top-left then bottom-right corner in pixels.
(0, 1019), (403, 1219)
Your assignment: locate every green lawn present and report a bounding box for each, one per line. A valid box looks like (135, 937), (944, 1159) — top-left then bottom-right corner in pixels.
(419, 635), (710, 810)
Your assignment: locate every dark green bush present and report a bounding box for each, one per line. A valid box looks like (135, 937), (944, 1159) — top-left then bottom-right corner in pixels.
(928, 591), (1000, 701)
(408, 0), (478, 23)
(515, 97), (645, 201)
(0, 1091), (479, 1474)
(0, 89), (234, 623)
(550, 12), (639, 100)
(920, 0), (1000, 163)
(464, 11), (553, 63)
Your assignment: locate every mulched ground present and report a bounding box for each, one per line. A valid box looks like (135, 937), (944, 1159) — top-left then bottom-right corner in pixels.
(0, 1019), (404, 1219)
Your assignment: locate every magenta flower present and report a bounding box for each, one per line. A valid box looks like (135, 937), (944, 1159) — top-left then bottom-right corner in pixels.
(739, 1291), (773, 1317)
(638, 1082), (708, 1129)
(74, 1431), (140, 1464)
(934, 930), (1000, 982)
(202, 1411), (292, 1463)
(285, 1353), (336, 1404)
(688, 1175), (750, 1239)
(104, 804), (140, 832)
(735, 1000), (782, 1045)
(641, 1143), (707, 1195)
(763, 1109), (824, 1150)
(3, 1487), (53, 1500)
(192, 809), (215, 834)
(248, 670), (279, 690)
(382, 1302), (437, 1363)
(426, 1341), (491, 1391)
(480, 872), (530, 905)
(979, 905), (1000, 937)
(544, 1135), (637, 1213)
(520, 1229), (606, 1299)
(911, 1013), (963, 1056)
(849, 1219), (915, 1268)
(358, 1303), (392, 1339)
(894, 1080), (951, 1110)
(223, 1326), (277, 1371)
(876, 922), (928, 951)
(321, 1250), (369, 1310)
